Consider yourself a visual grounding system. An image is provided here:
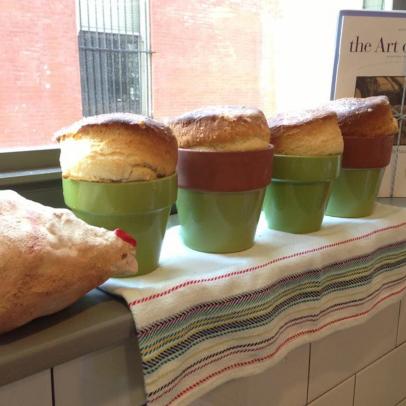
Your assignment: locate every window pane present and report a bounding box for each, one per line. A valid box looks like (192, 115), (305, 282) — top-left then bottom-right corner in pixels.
(4, 0), (398, 153)
(78, 31), (142, 115)
(0, 0), (144, 151)
(363, 0), (385, 9)
(78, 0), (140, 34)
(77, 0), (142, 116)
(149, 0), (364, 118)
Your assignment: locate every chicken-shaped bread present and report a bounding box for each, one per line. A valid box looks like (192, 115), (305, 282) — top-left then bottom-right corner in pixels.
(0, 190), (137, 334)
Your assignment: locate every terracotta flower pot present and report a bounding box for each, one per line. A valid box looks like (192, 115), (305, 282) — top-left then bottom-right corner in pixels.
(176, 146), (273, 253)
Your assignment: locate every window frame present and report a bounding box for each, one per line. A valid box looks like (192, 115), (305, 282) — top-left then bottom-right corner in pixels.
(0, 147), (64, 208)
(0, 147), (60, 187)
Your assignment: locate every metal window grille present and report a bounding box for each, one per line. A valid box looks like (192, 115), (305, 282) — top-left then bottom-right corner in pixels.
(363, 0), (385, 9)
(77, 0), (151, 116)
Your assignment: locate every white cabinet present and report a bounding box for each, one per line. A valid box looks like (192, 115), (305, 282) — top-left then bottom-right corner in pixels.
(53, 339), (146, 406)
(0, 370), (52, 406)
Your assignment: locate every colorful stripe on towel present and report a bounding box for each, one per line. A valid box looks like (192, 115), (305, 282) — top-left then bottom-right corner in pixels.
(133, 238), (406, 405)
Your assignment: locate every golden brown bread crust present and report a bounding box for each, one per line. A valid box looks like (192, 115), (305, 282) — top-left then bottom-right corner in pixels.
(325, 96), (398, 137)
(267, 108), (344, 156)
(0, 190), (137, 335)
(55, 113), (178, 182)
(168, 106), (271, 151)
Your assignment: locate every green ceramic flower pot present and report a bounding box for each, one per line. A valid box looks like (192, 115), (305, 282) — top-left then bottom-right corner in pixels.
(176, 147), (273, 253)
(263, 154), (341, 234)
(62, 174), (177, 276)
(177, 188), (265, 253)
(325, 135), (393, 218)
(325, 168), (384, 218)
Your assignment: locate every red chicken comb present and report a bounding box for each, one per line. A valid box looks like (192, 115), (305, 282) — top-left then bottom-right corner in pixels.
(114, 229), (137, 247)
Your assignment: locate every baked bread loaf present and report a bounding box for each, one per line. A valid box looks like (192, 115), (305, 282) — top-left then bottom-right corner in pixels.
(324, 96), (398, 137)
(0, 190), (137, 335)
(168, 106), (270, 151)
(267, 109), (344, 156)
(55, 113), (178, 182)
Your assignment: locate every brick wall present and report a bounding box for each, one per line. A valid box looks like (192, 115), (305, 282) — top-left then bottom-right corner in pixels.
(0, 0), (82, 149)
(150, 0), (269, 119)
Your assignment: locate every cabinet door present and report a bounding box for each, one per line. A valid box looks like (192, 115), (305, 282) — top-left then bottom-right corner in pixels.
(53, 339), (146, 406)
(0, 370), (52, 406)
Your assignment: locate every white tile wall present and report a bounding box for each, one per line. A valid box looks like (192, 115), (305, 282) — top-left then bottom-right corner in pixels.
(53, 340), (146, 406)
(354, 342), (406, 406)
(192, 344), (310, 406)
(307, 376), (355, 406)
(0, 370), (52, 406)
(308, 302), (399, 401)
(3, 298), (406, 406)
(397, 298), (406, 345)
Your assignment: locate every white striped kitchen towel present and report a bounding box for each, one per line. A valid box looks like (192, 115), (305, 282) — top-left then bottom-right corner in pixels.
(102, 203), (406, 406)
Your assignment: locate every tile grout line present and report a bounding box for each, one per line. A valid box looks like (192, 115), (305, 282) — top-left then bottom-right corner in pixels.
(305, 342), (406, 405)
(352, 373), (357, 406)
(307, 305), (406, 403)
(351, 342), (406, 406)
(394, 395), (406, 406)
(51, 368), (55, 406)
(353, 343), (401, 376)
(348, 310), (406, 376)
(395, 300), (403, 347)
(306, 302), (406, 405)
(364, 336), (406, 374)
(306, 344), (312, 404)
(308, 375), (354, 405)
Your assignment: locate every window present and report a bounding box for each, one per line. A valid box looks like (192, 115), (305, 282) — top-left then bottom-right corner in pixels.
(77, 0), (151, 116)
(0, 0), (405, 198)
(0, 0), (392, 151)
(363, 0), (386, 8)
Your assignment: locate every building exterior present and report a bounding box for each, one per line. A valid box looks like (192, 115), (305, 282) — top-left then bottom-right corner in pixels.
(0, 0), (269, 149)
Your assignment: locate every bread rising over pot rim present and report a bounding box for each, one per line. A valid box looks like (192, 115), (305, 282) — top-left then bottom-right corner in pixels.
(55, 113), (178, 183)
(267, 108), (344, 156)
(168, 105), (271, 151)
(324, 95), (398, 137)
(54, 112), (174, 142)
